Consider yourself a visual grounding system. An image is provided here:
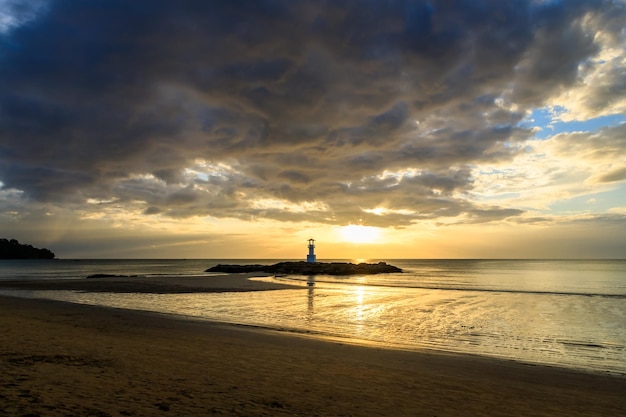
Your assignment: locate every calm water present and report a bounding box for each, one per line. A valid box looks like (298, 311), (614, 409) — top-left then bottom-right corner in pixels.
(1, 259), (625, 375)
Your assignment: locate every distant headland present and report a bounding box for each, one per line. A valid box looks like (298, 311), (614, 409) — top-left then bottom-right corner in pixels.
(0, 238), (55, 259)
(206, 261), (402, 276)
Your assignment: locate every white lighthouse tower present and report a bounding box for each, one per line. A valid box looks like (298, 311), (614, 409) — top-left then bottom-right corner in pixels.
(306, 239), (316, 263)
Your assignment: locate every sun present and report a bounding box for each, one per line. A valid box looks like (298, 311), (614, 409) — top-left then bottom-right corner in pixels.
(338, 225), (382, 244)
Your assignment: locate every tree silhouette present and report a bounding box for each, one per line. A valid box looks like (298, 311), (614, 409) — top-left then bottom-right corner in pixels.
(0, 238), (56, 259)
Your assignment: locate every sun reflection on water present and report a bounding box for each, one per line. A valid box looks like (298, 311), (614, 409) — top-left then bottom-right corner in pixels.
(6, 262), (626, 376)
(353, 286), (365, 321)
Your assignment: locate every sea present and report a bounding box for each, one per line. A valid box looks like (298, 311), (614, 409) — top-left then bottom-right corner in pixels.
(1, 258), (625, 376)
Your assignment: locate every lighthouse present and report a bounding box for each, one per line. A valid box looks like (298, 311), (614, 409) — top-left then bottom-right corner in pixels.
(306, 239), (316, 263)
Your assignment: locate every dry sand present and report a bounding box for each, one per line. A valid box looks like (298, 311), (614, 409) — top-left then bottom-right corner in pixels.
(1, 277), (625, 416)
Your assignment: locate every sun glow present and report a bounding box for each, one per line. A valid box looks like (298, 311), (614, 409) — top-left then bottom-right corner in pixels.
(338, 225), (382, 244)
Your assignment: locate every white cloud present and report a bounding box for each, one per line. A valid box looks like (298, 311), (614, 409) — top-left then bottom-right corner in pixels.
(470, 122), (626, 216)
(0, 0), (47, 33)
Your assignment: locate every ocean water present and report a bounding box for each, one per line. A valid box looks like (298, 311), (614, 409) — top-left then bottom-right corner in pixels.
(1, 259), (625, 375)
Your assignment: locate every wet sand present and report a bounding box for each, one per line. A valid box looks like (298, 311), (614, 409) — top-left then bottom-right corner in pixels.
(1, 278), (625, 416)
(0, 272), (294, 293)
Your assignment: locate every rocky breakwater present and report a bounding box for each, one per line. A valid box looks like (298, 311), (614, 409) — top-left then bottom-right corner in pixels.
(206, 261), (402, 275)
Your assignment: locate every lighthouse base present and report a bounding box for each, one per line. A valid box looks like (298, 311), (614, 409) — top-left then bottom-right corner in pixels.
(306, 254), (316, 263)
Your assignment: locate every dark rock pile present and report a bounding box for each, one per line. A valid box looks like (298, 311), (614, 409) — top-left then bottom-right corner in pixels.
(206, 261), (402, 275)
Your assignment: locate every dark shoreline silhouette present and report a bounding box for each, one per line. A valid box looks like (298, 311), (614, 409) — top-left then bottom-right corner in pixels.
(206, 261), (402, 275)
(0, 238), (55, 259)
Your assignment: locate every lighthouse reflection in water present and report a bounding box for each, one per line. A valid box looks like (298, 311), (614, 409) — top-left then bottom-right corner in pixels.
(8, 259), (626, 375)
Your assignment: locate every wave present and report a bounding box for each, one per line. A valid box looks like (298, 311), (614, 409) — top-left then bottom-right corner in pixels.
(271, 275), (626, 299)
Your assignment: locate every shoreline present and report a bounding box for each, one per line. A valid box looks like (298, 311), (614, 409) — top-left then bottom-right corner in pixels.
(4, 291), (624, 379)
(1, 273), (625, 378)
(0, 272), (299, 293)
(2, 295), (626, 416)
(2, 291), (624, 380)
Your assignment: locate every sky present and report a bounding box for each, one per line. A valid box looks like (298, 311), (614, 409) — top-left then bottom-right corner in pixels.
(0, 0), (625, 259)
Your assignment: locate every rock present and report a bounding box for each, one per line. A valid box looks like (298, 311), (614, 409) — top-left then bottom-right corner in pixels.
(86, 274), (130, 278)
(206, 261), (402, 275)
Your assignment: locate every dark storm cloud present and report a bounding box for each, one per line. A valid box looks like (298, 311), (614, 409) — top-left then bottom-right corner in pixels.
(0, 0), (623, 225)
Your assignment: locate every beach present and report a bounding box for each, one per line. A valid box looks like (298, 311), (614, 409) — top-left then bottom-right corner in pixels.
(1, 274), (625, 416)
(0, 272), (294, 293)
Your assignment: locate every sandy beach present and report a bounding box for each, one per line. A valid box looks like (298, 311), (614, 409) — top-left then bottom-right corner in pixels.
(1, 276), (625, 416)
(0, 272), (295, 293)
